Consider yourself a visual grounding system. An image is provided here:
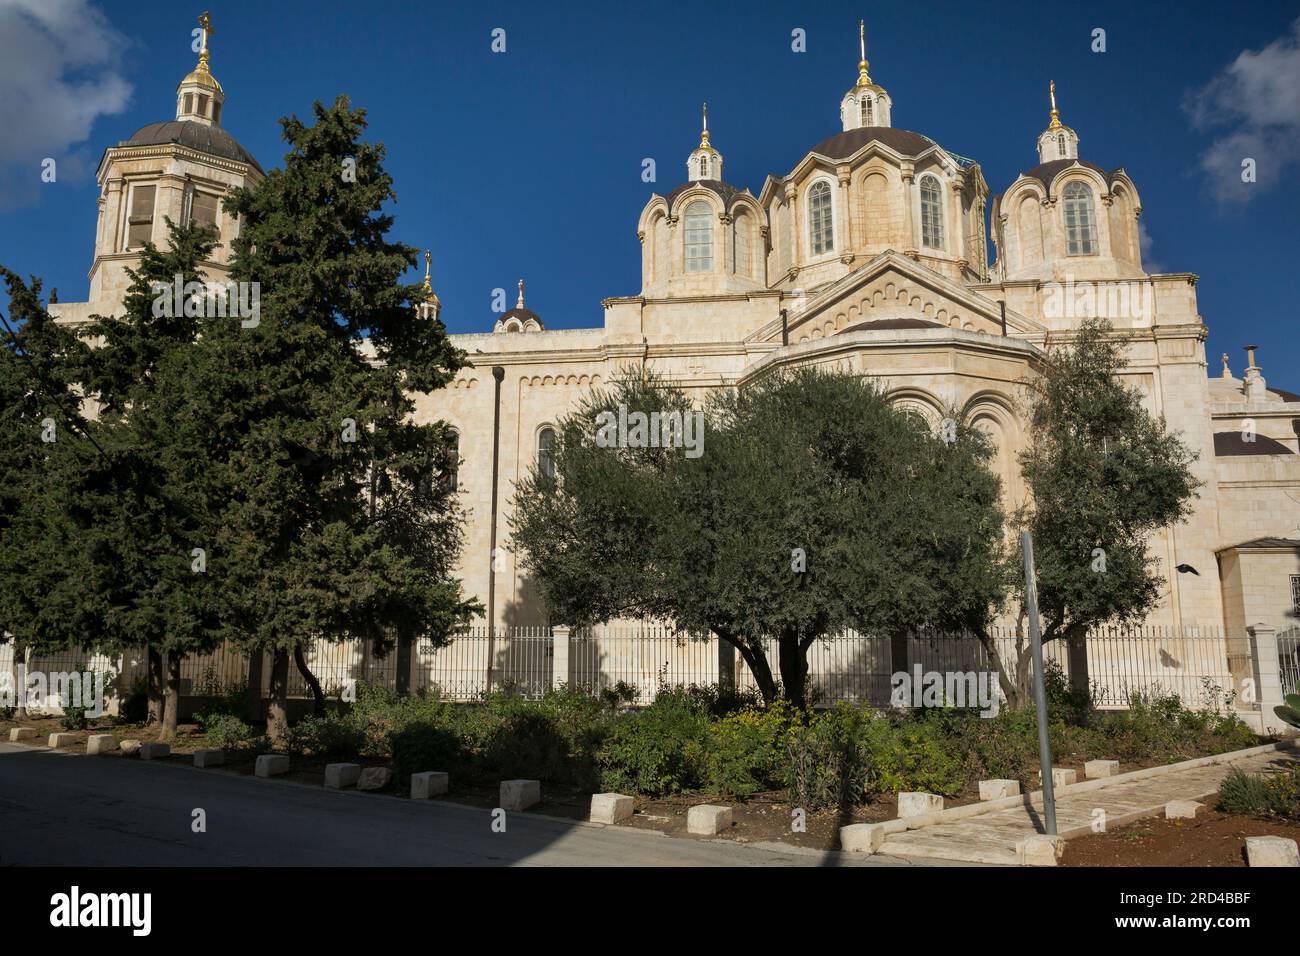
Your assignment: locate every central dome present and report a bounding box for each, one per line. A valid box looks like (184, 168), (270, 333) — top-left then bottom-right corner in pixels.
(124, 121), (263, 173)
(809, 126), (946, 161)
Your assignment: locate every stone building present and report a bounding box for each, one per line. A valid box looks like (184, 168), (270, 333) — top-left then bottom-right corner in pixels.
(51, 20), (1300, 651)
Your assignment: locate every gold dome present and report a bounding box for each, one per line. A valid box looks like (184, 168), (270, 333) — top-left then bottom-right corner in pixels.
(179, 11), (223, 94)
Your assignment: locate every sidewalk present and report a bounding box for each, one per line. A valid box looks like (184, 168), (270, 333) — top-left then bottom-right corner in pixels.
(879, 746), (1298, 865)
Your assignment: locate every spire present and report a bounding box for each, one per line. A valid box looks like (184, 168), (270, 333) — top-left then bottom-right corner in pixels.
(176, 10), (226, 125)
(516, 278), (525, 310)
(422, 250), (433, 298)
(699, 102), (710, 148)
(1035, 79), (1078, 162)
(686, 102), (723, 182)
(856, 19), (873, 89)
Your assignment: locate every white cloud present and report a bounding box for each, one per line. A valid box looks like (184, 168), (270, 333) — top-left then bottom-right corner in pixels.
(1137, 220), (1162, 273)
(0, 0), (132, 208)
(1184, 17), (1300, 204)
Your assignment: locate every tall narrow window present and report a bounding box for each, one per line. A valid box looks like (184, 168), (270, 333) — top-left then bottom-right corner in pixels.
(189, 190), (220, 237)
(538, 427), (556, 481)
(861, 97), (873, 125)
(197, 94), (210, 117)
(213, 101), (222, 125)
(1057, 133), (1066, 154)
(699, 155), (709, 178)
(1063, 181), (1097, 255)
(684, 201), (713, 273)
(184, 93), (195, 114)
(444, 431), (459, 490)
(733, 213), (752, 278)
(808, 181), (833, 256)
(920, 175), (943, 249)
(126, 184), (156, 249)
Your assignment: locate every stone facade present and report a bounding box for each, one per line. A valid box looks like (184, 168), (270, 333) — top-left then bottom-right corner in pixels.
(49, 28), (1300, 646)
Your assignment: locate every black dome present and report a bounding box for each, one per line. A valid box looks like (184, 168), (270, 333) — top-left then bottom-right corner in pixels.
(123, 121), (262, 173)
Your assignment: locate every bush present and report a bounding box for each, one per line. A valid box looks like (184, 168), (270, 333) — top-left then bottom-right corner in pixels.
(784, 705), (871, 809)
(1218, 766), (1300, 819)
(286, 712), (368, 759)
(705, 702), (793, 798)
(197, 712), (257, 750)
(120, 674), (149, 724)
(392, 722), (463, 782)
(865, 714), (968, 797)
(597, 688), (709, 795)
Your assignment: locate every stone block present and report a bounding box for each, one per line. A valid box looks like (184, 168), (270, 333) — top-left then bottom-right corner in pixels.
(897, 792), (944, 818)
(1085, 760), (1120, 779)
(86, 734), (119, 755)
(979, 779), (1020, 801)
(8, 727), (38, 742)
(139, 742), (170, 760)
(193, 749), (225, 768)
(1245, 836), (1299, 867)
(589, 792), (633, 824)
(1018, 835), (1064, 867)
(686, 804), (733, 835)
(1165, 799), (1204, 820)
(840, 823), (887, 853)
(499, 779), (541, 811)
(356, 767), (393, 791)
(254, 754), (288, 777)
(324, 762), (361, 789)
(1039, 767), (1078, 788)
(48, 733), (78, 748)
(410, 771), (449, 799)
(119, 739), (142, 755)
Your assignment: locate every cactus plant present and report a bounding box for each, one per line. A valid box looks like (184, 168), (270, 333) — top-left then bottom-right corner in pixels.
(1274, 693), (1300, 730)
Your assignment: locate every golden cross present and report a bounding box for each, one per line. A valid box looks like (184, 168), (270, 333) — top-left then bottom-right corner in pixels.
(198, 11), (215, 52)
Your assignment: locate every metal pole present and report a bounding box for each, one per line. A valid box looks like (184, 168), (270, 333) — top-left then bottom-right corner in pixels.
(485, 365), (505, 692)
(1021, 530), (1057, 835)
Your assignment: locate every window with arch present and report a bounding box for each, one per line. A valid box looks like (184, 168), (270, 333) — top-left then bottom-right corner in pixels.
(808, 181), (834, 256)
(684, 200), (713, 272)
(919, 175), (943, 249)
(861, 96), (873, 125)
(537, 426), (556, 482)
(1063, 181), (1098, 255)
(444, 430), (459, 490)
(699, 155), (709, 178)
(1057, 133), (1066, 154)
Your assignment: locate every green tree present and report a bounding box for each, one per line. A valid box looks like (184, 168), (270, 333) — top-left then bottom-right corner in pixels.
(203, 96), (478, 741)
(0, 270), (91, 720)
(1008, 318), (1201, 701)
(511, 366), (1007, 708)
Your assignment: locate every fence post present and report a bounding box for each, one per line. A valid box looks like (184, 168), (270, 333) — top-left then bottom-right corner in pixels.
(552, 625), (570, 691)
(1247, 623), (1286, 732)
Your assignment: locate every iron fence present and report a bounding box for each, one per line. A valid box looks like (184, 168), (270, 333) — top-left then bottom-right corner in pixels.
(1280, 628), (1300, 697)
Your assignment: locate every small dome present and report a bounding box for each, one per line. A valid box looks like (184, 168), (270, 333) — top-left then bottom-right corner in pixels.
(1019, 158), (1120, 195)
(123, 121), (262, 173)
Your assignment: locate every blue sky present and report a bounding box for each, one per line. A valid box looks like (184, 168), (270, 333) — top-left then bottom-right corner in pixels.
(2, 0), (1298, 387)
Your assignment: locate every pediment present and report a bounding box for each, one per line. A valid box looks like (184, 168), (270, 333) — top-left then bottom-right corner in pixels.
(754, 251), (1044, 344)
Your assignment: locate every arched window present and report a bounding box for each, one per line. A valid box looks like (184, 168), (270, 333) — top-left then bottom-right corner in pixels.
(861, 96), (873, 125)
(444, 431), (459, 490)
(920, 175), (943, 249)
(808, 181), (834, 256)
(1063, 181), (1097, 255)
(1057, 133), (1066, 155)
(733, 212), (752, 278)
(699, 155), (709, 178)
(537, 427), (556, 481)
(684, 200), (713, 272)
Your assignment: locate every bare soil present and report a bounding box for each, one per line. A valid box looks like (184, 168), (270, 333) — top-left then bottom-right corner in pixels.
(1063, 809), (1300, 867)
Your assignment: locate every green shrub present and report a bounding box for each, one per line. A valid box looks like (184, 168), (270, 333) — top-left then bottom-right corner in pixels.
(705, 702), (792, 798)
(1218, 766), (1300, 819)
(197, 712), (257, 750)
(784, 705), (872, 809)
(597, 688), (709, 795)
(392, 722), (463, 782)
(286, 712), (368, 759)
(119, 674), (149, 724)
(866, 714), (968, 797)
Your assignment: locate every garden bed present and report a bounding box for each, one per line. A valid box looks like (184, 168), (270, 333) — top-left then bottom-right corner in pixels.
(1062, 810), (1300, 866)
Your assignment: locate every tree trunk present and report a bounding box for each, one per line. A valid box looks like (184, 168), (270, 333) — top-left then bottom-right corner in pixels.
(159, 651), (182, 740)
(293, 643), (325, 717)
(889, 630), (909, 685)
(146, 644), (166, 726)
(728, 635), (777, 705)
(1065, 624), (1090, 698)
(266, 648), (290, 744)
(777, 636), (809, 710)
(12, 640), (28, 721)
(975, 627), (1023, 709)
(245, 648), (264, 723)
(395, 635), (412, 697)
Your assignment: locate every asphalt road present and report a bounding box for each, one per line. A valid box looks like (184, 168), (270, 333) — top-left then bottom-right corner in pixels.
(0, 743), (939, 867)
